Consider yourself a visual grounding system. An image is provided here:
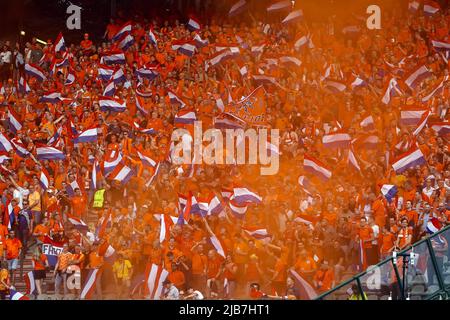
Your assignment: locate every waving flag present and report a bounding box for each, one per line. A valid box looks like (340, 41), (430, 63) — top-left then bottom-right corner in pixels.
(11, 138), (30, 158)
(229, 0), (247, 16)
(282, 9), (303, 24)
(304, 154), (332, 181)
(36, 144), (66, 161)
(117, 33), (135, 51)
(24, 271), (36, 295)
(408, 1), (420, 12)
(103, 244), (117, 264)
(135, 96), (149, 115)
(243, 227), (271, 240)
(113, 21), (132, 42)
(267, 1), (291, 12)
(0, 133), (12, 152)
(431, 123), (450, 136)
(208, 195), (224, 216)
(54, 32), (66, 53)
(167, 90), (186, 108)
(190, 195), (210, 217)
(348, 148), (361, 172)
(103, 150), (123, 175)
(431, 40), (450, 52)
(279, 56), (302, 68)
(110, 163), (134, 185)
(294, 34), (313, 50)
(65, 70), (76, 86)
(133, 122), (157, 135)
(25, 63), (46, 82)
(210, 234), (226, 258)
(68, 216), (89, 233)
(17, 76), (31, 94)
(404, 65), (432, 89)
(187, 18), (201, 31)
(174, 110), (196, 125)
(112, 68), (126, 84)
(177, 192), (192, 224)
(381, 78), (403, 104)
(91, 161), (100, 190)
(4, 201), (14, 229)
(80, 268), (102, 300)
(412, 111), (430, 136)
(289, 269), (318, 300)
(9, 289), (29, 300)
(206, 48), (239, 70)
(98, 64), (115, 81)
(39, 91), (61, 103)
(39, 168), (50, 190)
(177, 42), (196, 57)
(360, 115), (375, 130)
(422, 76), (448, 102)
(7, 107), (22, 134)
(102, 80), (115, 97)
(225, 86), (266, 126)
(324, 80), (347, 93)
(159, 214), (174, 243)
(231, 188), (262, 205)
(229, 200), (248, 218)
(350, 75), (366, 89)
(136, 67), (159, 81)
(392, 146), (426, 173)
(146, 264), (169, 300)
(0, 152), (10, 165)
(137, 149), (157, 168)
(99, 96), (126, 112)
(148, 28), (157, 46)
(193, 33), (209, 48)
(381, 185), (398, 203)
(400, 107), (428, 126)
(322, 132), (351, 149)
(100, 51), (126, 65)
(423, 1), (440, 15)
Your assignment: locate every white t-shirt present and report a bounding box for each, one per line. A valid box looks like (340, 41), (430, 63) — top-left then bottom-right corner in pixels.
(371, 225), (380, 245)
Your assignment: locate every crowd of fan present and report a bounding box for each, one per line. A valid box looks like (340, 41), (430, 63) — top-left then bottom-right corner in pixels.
(0, 1), (449, 300)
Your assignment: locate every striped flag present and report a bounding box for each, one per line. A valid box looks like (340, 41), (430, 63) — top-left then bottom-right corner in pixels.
(9, 289), (29, 300)
(146, 264), (169, 300)
(80, 268), (102, 299)
(24, 271), (36, 295)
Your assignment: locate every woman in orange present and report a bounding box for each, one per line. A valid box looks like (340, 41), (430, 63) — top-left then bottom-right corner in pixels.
(32, 246), (49, 297)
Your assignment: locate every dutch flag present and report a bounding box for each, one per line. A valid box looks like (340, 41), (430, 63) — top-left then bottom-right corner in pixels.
(322, 132), (351, 149)
(7, 107), (22, 134)
(282, 9), (303, 24)
(25, 63), (46, 82)
(102, 80), (115, 97)
(0, 132), (13, 152)
(36, 144), (66, 161)
(100, 51), (126, 65)
(98, 64), (115, 81)
(39, 91), (61, 104)
(17, 76), (31, 94)
(231, 188), (262, 205)
(54, 32), (66, 53)
(39, 168), (50, 190)
(112, 21), (133, 42)
(137, 149), (157, 168)
(266, 0), (292, 12)
(392, 146), (426, 173)
(99, 96), (127, 113)
(187, 18), (201, 31)
(174, 110), (196, 125)
(110, 163), (134, 185)
(73, 127), (98, 144)
(303, 154), (332, 181)
(148, 28), (157, 46)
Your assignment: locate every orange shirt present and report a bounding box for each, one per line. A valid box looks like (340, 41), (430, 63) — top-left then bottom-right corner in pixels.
(33, 253), (48, 270)
(191, 253), (207, 275)
(5, 238), (22, 259)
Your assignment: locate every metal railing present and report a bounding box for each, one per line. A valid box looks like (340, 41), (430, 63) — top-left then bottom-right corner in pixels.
(316, 225), (450, 300)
